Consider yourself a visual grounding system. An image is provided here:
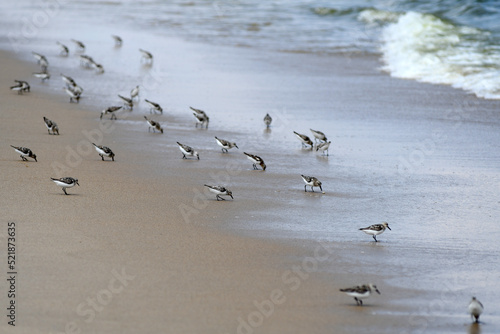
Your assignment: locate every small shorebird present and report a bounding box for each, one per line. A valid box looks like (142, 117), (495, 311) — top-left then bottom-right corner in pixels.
(293, 131), (313, 149)
(145, 99), (163, 114)
(71, 39), (85, 52)
(310, 129), (328, 143)
(61, 74), (76, 87)
(111, 35), (122, 46)
(56, 41), (69, 56)
(468, 297), (483, 323)
(215, 136), (238, 153)
(359, 222), (391, 242)
(139, 48), (153, 63)
(64, 87), (80, 103)
(92, 143), (115, 161)
(316, 141), (331, 156)
(80, 54), (94, 68)
(301, 175), (323, 192)
(32, 52), (49, 70)
(204, 185), (233, 201)
(340, 284), (380, 306)
(144, 116), (163, 133)
(190, 106), (209, 128)
(51, 177), (79, 195)
(10, 80), (30, 94)
(244, 152), (266, 171)
(177, 142), (199, 160)
(93, 63), (104, 74)
(130, 85), (139, 100)
(33, 71), (50, 82)
(10, 145), (37, 162)
(100, 106), (122, 120)
(264, 113), (272, 128)
(118, 95), (133, 110)
(43, 117), (59, 135)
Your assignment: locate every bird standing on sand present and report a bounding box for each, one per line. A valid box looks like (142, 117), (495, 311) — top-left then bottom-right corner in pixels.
(264, 113), (272, 128)
(43, 117), (59, 135)
(145, 99), (163, 114)
(340, 284), (380, 306)
(177, 142), (200, 160)
(468, 297), (483, 323)
(301, 175), (323, 192)
(190, 106), (209, 128)
(71, 39), (85, 52)
(310, 128), (328, 143)
(32, 52), (49, 71)
(244, 152), (266, 171)
(316, 141), (331, 156)
(51, 177), (79, 195)
(130, 85), (139, 100)
(33, 71), (50, 82)
(10, 80), (30, 94)
(359, 222), (391, 242)
(56, 41), (69, 56)
(118, 95), (133, 110)
(100, 106), (122, 120)
(10, 145), (37, 162)
(64, 87), (81, 103)
(144, 116), (163, 133)
(204, 185), (233, 201)
(139, 49), (153, 63)
(293, 131), (314, 149)
(215, 137), (238, 153)
(111, 35), (122, 46)
(92, 143), (115, 161)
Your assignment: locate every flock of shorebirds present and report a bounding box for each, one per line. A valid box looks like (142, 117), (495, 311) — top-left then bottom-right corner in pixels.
(8, 36), (485, 321)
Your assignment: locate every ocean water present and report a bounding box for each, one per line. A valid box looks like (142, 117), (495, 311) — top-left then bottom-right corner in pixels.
(3, 0), (500, 99)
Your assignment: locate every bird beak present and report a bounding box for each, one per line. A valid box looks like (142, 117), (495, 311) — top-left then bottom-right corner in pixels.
(235, 145), (239, 149)
(387, 226), (391, 230)
(76, 182), (80, 186)
(230, 194), (234, 199)
(376, 289), (381, 295)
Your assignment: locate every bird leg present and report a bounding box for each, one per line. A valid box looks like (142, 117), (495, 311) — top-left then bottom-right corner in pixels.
(311, 186), (315, 192)
(373, 235), (378, 242)
(21, 156), (27, 161)
(182, 154), (186, 159)
(63, 187), (68, 195)
(100, 155), (104, 161)
(304, 185), (307, 192)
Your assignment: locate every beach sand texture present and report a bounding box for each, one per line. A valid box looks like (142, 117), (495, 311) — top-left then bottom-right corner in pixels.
(1, 8), (500, 333)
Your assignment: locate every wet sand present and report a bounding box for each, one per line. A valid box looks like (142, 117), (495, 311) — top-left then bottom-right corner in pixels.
(1, 30), (500, 334)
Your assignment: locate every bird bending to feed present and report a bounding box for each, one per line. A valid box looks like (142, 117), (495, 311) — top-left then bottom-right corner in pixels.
(310, 129), (328, 143)
(10, 80), (30, 94)
(468, 297), (483, 323)
(190, 106), (209, 129)
(244, 152), (266, 171)
(43, 117), (59, 135)
(56, 41), (69, 56)
(64, 87), (80, 103)
(359, 222), (391, 242)
(145, 99), (163, 114)
(51, 177), (79, 195)
(10, 145), (37, 162)
(340, 284), (380, 306)
(264, 113), (272, 128)
(301, 175), (323, 192)
(139, 48), (153, 63)
(100, 106), (122, 120)
(177, 142), (199, 160)
(293, 131), (313, 149)
(71, 39), (85, 52)
(204, 185), (233, 201)
(118, 95), (133, 110)
(92, 143), (115, 161)
(144, 116), (163, 133)
(215, 136), (238, 153)
(111, 35), (122, 46)
(32, 51), (49, 70)
(33, 71), (50, 82)
(316, 141), (331, 156)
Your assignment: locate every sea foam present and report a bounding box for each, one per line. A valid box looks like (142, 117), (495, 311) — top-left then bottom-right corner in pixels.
(378, 11), (500, 99)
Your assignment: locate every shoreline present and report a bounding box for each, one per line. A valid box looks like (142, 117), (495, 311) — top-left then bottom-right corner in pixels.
(1, 23), (500, 334)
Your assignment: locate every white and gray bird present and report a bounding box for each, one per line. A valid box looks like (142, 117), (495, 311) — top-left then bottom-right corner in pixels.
(43, 117), (59, 135)
(100, 106), (122, 120)
(359, 222), (391, 242)
(204, 185), (233, 201)
(293, 131), (314, 149)
(71, 39), (85, 52)
(10, 80), (30, 94)
(56, 41), (69, 56)
(215, 137), (238, 153)
(468, 297), (484, 323)
(111, 35), (122, 46)
(301, 175), (323, 192)
(10, 145), (37, 162)
(244, 152), (266, 171)
(264, 113), (272, 128)
(51, 177), (79, 195)
(316, 141), (331, 156)
(310, 128), (328, 143)
(340, 284), (381, 306)
(145, 99), (163, 114)
(139, 48), (153, 63)
(92, 143), (115, 161)
(190, 106), (209, 128)
(177, 142), (199, 160)
(144, 116), (163, 133)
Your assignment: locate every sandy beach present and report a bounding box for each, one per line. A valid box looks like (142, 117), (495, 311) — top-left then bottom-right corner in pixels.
(1, 6), (500, 332)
